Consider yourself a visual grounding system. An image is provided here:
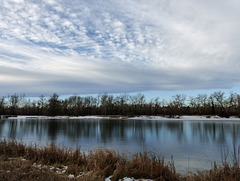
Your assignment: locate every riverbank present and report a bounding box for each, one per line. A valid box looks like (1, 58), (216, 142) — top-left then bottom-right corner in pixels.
(5, 115), (240, 121)
(0, 140), (240, 181)
(0, 140), (178, 181)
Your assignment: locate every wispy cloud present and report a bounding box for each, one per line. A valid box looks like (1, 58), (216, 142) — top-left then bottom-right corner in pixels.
(0, 0), (240, 95)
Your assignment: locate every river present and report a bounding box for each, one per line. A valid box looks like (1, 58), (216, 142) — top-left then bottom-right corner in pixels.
(0, 118), (240, 173)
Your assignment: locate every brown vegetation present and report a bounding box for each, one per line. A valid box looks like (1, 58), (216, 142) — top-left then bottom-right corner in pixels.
(1, 140), (240, 181)
(0, 140), (180, 181)
(186, 162), (240, 181)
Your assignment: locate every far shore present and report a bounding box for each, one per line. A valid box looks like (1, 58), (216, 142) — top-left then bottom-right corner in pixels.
(4, 115), (240, 121)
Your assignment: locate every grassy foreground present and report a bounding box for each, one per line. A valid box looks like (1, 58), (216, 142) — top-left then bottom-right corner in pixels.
(0, 140), (240, 181)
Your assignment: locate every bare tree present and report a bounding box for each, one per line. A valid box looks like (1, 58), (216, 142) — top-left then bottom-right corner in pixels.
(237, 95), (240, 116)
(48, 93), (61, 116)
(37, 95), (47, 115)
(226, 92), (238, 116)
(196, 94), (208, 114)
(8, 94), (19, 115)
(0, 96), (5, 115)
(212, 91), (226, 116)
(189, 97), (198, 114)
(172, 94), (186, 108)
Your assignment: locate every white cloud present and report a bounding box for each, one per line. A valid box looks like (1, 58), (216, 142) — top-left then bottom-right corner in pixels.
(0, 0), (240, 95)
(9, 0), (24, 3)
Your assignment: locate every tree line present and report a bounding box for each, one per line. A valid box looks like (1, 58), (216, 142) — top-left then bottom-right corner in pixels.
(0, 91), (240, 117)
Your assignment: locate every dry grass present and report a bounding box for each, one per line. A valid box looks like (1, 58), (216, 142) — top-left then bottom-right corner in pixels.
(0, 139), (180, 180)
(0, 156), (68, 181)
(1, 139), (240, 181)
(186, 162), (240, 181)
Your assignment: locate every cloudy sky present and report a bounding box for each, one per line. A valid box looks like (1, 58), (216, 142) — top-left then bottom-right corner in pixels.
(0, 0), (240, 97)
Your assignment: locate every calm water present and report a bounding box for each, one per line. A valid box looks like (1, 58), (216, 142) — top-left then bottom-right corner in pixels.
(0, 118), (240, 173)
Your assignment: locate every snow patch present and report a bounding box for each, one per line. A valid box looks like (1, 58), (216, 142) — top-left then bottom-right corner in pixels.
(68, 174), (75, 179)
(128, 115), (240, 121)
(7, 115), (109, 120)
(105, 176), (153, 181)
(7, 115), (240, 121)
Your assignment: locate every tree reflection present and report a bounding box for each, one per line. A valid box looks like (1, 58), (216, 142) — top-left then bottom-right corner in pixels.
(0, 119), (240, 152)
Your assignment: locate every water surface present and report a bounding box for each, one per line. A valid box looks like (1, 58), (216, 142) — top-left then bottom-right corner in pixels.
(0, 118), (240, 173)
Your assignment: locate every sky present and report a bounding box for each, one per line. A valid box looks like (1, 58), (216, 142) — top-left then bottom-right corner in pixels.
(0, 0), (240, 98)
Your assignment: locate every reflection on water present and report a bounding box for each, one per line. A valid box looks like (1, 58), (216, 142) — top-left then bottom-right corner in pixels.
(0, 118), (240, 173)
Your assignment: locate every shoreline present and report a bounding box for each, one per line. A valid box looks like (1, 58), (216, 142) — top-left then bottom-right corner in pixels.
(0, 140), (240, 181)
(5, 115), (240, 121)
